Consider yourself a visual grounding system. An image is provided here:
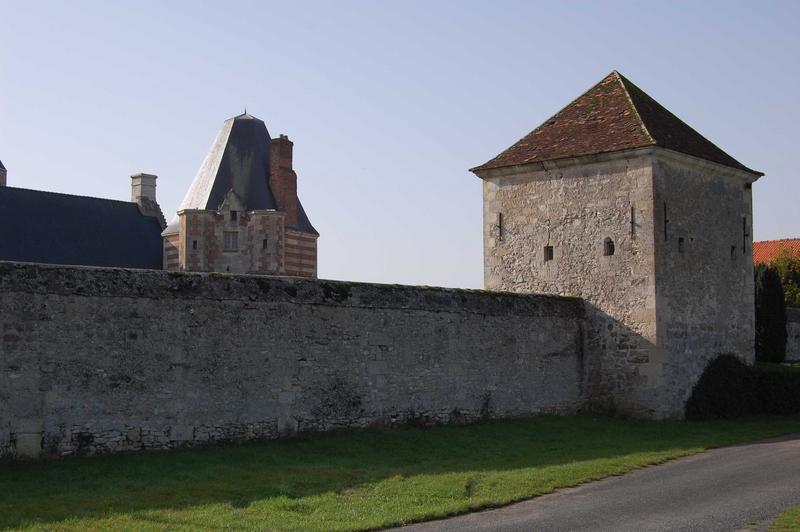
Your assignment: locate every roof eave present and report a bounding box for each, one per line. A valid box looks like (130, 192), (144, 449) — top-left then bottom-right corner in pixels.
(470, 146), (764, 182)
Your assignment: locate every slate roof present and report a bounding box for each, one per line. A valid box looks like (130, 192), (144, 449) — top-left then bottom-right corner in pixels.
(0, 186), (163, 269)
(753, 239), (800, 265)
(166, 112), (317, 235)
(0, 160), (5, 171)
(472, 71), (761, 175)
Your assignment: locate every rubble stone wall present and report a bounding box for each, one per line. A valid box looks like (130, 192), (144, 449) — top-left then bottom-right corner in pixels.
(0, 261), (587, 460)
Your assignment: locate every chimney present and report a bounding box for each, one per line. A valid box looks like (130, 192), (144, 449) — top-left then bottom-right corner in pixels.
(0, 160), (6, 187)
(130, 173), (166, 229)
(131, 173), (158, 203)
(270, 135), (298, 226)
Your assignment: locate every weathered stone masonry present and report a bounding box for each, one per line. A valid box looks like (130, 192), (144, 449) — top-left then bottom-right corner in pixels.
(0, 262), (588, 460)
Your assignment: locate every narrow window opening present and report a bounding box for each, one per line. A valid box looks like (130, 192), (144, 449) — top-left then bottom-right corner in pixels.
(603, 238), (615, 256)
(630, 206), (636, 239)
(742, 216), (749, 254)
(730, 245), (737, 260)
(663, 201), (669, 241)
(678, 237), (685, 254)
(262, 238), (268, 250)
(497, 212), (503, 241)
(544, 245), (554, 262)
(230, 210), (238, 221)
(223, 231), (239, 251)
(192, 240), (198, 250)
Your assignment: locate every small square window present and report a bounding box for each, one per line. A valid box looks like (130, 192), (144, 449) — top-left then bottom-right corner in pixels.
(544, 245), (554, 262)
(224, 231), (239, 251)
(230, 211), (238, 221)
(603, 238), (615, 257)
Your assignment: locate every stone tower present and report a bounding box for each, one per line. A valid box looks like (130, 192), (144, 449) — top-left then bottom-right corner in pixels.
(162, 112), (318, 276)
(471, 71), (763, 418)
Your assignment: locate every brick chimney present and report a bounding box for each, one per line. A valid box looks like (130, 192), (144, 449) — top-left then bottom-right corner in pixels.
(130, 173), (166, 229)
(270, 135), (298, 226)
(0, 159), (6, 187)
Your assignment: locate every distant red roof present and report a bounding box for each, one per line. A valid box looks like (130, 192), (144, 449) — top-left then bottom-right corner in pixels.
(472, 71), (761, 175)
(753, 239), (800, 265)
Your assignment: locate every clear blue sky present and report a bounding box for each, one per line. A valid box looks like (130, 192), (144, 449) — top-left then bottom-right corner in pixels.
(2, 1), (798, 288)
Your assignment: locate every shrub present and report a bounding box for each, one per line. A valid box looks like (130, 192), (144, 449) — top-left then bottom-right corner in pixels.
(759, 370), (800, 416)
(685, 355), (761, 420)
(686, 354), (800, 419)
(755, 264), (787, 363)
(772, 246), (800, 308)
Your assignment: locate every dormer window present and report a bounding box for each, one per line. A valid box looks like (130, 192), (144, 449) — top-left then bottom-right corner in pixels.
(224, 231), (239, 251)
(230, 211), (238, 221)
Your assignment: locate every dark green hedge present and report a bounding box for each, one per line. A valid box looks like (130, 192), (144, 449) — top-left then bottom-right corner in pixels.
(755, 264), (787, 363)
(685, 355), (800, 420)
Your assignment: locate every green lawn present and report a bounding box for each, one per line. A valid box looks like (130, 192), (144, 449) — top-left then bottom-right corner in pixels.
(2, 416), (799, 531)
(771, 506), (800, 531)
(759, 361), (800, 374)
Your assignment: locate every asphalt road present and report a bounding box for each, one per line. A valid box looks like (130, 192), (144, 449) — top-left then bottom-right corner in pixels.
(398, 434), (800, 532)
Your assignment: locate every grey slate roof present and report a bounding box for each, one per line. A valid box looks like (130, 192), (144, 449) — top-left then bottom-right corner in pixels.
(0, 160), (5, 171)
(0, 186), (163, 269)
(165, 112), (317, 235)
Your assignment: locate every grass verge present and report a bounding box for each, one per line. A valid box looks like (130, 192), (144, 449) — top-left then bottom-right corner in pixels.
(1, 415), (799, 531)
(771, 506), (800, 531)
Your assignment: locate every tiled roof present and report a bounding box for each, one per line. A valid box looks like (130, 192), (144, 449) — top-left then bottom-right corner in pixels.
(0, 186), (163, 269)
(753, 239), (800, 265)
(472, 71), (761, 175)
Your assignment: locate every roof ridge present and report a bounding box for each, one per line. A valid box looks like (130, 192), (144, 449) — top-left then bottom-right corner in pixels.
(615, 71), (655, 145)
(754, 238), (800, 243)
(0, 185), (137, 206)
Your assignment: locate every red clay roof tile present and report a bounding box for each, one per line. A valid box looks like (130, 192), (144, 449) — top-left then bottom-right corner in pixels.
(472, 71), (761, 175)
(753, 239), (800, 265)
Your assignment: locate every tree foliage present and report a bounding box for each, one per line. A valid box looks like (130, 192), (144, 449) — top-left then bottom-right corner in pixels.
(771, 246), (800, 307)
(754, 264), (787, 362)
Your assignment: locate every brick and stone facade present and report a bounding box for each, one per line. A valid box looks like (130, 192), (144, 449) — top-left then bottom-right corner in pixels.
(472, 71), (762, 418)
(162, 113), (318, 276)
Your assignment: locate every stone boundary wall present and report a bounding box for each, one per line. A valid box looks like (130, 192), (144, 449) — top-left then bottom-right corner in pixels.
(787, 307), (800, 362)
(0, 262), (588, 460)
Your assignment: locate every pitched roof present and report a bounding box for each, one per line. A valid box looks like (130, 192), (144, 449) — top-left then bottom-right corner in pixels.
(168, 112), (316, 235)
(753, 239), (800, 265)
(0, 160), (5, 171)
(472, 71), (761, 175)
(179, 112), (277, 212)
(0, 186), (163, 269)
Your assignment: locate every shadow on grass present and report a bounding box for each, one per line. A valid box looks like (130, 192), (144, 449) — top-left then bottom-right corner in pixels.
(1, 415), (798, 530)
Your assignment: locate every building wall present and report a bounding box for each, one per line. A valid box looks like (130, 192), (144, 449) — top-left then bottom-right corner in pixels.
(285, 230), (318, 277)
(479, 150), (759, 418)
(0, 261), (588, 460)
(786, 307), (800, 361)
(652, 155), (756, 416)
(167, 191), (287, 275)
(163, 233), (180, 270)
(481, 154), (659, 415)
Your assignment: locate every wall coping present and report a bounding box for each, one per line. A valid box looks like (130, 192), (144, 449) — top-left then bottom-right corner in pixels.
(0, 261), (583, 318)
